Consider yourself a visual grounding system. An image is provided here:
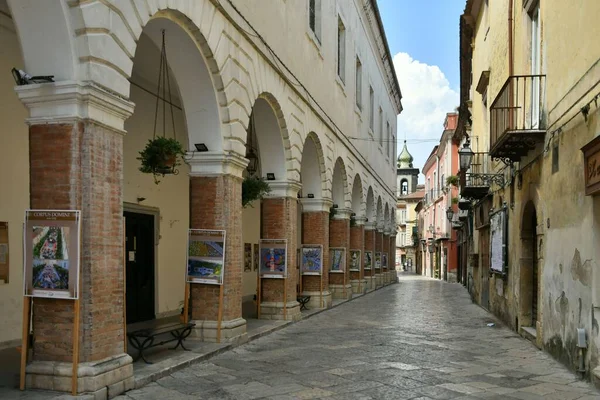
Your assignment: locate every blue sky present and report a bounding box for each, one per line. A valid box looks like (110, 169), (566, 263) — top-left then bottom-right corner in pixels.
(377, 0), (465, 176)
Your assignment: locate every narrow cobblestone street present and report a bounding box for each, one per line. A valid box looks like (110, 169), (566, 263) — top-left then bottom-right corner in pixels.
(110, 274), (600, 400)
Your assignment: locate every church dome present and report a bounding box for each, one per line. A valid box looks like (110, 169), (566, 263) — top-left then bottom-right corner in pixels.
(397, 140), (413, 168)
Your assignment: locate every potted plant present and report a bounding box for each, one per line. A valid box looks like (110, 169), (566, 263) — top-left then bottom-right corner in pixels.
(242, 176), (271, 207)
(446, 175), (459, 187)
(451, 197), (459, 205)
(138, 136), (186, 184)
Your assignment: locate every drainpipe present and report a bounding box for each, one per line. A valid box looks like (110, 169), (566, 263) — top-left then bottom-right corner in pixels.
(508, 0), (514, 76)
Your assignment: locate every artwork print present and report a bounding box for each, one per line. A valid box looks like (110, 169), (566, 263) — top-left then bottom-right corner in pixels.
(382, 253), (388, 268)
(330, 248), (346, 273)
(364, 251), (372, 270)
(301, 245), (322, 275)
(187, 230), (226, 285)
(375, 252), (381, 269)
(349, 250), (361, 271)
(24, 210), (80, 299)
(259, 239), (287, 278)
(244, 243), (252, 272)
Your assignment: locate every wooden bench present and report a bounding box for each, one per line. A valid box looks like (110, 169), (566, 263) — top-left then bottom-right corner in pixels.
(297, 295), (311, 311)
(127, 321), (195, 364)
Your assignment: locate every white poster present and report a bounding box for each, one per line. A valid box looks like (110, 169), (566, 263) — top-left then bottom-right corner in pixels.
(490, 210), (505, 273)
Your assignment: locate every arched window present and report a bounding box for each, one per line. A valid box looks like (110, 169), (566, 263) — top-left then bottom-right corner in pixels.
(401, 179), (409, 195)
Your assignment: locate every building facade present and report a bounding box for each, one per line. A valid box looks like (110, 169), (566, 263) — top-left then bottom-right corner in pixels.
(0, 0), (400, 396)
(418, 113), (460, 281)
(395, 141), (420, 270)
(456, 0), (600, 384)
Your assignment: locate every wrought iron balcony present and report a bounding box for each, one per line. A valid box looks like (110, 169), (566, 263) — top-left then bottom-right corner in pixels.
(461, 152), (503, 200)
(490, 75), (546, 163)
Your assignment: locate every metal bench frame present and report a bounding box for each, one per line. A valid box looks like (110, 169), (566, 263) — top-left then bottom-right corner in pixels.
(297, 295), (311, 311)
(127, 322), (195, 364)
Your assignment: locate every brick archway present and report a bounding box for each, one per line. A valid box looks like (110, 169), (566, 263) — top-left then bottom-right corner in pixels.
(300, 132), (327, 199)
(332, 157), (350, 210)
(351, 174), (364, 217)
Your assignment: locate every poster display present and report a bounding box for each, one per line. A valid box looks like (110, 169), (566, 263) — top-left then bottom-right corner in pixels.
(187, 229), (226, 285)
(490, 209), (506, 273)
(364, 251), (373, 270)
(349, 250), (361, 271)
(329, 247), (346, 273)
(382, 253), (388, 268)
(301, 245), (323, 275)
(375, 252), (382, 269)
(259, 239), (287, 278)
(24, 210), (81, 299)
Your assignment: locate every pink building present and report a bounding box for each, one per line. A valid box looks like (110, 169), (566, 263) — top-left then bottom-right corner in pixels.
(419, 113), (459, 281)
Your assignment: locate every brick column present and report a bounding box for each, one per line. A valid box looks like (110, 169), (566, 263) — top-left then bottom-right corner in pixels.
(260, 181), (301, 320)
(375, 227), (384, 288)
(390, 233), (397, 283)
(329, 208), (352, 300)
(382, 231), (390, 285)
(16, 82), (135, 396)
(300, 198), (332, 309)
(350, 216), (367, 295)
(188, 153), (248, 341)
(364, 223), (376, 291)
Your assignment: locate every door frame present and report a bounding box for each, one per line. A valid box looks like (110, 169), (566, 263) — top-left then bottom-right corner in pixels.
(123, 202), (160, 321)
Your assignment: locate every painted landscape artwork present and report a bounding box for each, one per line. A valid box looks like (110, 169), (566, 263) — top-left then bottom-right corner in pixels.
(349, 250), (361, 271)
(259, 239), (287, 278)
(330, 248), (345, 273)
(301, 245), (322, 275)
(364, 251), (372, 270)
(187, 230), (226, 284)
(32, 227), (70, 290)
(375, 252), (381, 269)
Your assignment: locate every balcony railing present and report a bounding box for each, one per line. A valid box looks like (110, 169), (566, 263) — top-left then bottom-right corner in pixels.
(461, 152), (504, 199)
(490, 75), (546, 163)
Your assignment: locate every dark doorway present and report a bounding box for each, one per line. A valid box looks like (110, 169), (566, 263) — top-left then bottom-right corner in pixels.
(531, 212), (539, 325)
(124, 211), (156, 324)
(480, 227), (490, 310)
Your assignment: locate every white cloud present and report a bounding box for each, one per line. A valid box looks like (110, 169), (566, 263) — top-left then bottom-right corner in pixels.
(393, 52), (459, 172)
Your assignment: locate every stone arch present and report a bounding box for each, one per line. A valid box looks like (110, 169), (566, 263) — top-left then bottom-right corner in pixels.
(300, 132), (327, 199)
(351, 174), (364, 216)
(332, 157), (350, 209)
(366, 186), (375, 223)
(384, 203), (390, 230)
(520, 200), (540, 330)
(249, 93), (292, 181)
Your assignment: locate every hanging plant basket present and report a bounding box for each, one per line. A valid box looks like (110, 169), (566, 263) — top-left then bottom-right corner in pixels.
(446, 175), (459, 187)
(242, 176), (271, 207)
(138, 136), (185, 184)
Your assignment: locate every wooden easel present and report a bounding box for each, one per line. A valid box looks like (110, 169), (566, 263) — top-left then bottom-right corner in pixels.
(283, 277), (287, 320)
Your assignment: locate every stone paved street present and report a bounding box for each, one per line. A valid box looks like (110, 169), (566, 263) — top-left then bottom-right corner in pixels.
(109, 273), (600, 400)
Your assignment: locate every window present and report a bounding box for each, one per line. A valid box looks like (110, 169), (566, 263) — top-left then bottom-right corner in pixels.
(337, 18), (346, 82)
(309, 0), (321, 43)
(378, 107), (383, 147)
(386, 121), (391, 158)
(355, 57), (362, 110)
(369, 87), (374, 131)
(401, 179), (408, 195)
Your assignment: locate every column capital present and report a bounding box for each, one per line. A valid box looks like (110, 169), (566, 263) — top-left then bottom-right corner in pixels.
(364, 221), (376, 231)
(264, 180), (302, 199)
(187, 151), (248, 178)
(15, 80), (135, 134)
(332, 207), (352, 220)
(353, 216), (367, 226)
(300, 197), (332, 212)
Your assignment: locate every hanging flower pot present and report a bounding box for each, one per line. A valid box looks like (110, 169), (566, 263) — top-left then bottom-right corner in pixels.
(138, 136), (185, 184)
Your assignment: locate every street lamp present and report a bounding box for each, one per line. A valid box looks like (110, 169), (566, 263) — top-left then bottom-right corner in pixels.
(446, 207), (454, 222)
(459, 140), (474, 171)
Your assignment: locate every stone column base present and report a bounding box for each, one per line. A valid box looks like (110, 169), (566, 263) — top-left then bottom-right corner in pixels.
(374, 272), (383, 288)
(190, 317), (247, 343)
(447, 272), (458, 283)
(26, 353), (133, 399)
(364, 275), (375, 291)
(301, 290), (332, 309)
(350, 279), (368, 295)
(390, 270), (398, 283)
(260, 301), (302, 321)
(329, 284), (353, 300)
(382, 271), (388, 285)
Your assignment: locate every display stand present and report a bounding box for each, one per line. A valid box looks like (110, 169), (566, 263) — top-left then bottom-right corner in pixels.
(122, 216), (127, 353)
(216, 285), (224, 343)
(320, 273), (323, 309)
(343, 269), (347, 299)
(283, 277), (287, 320)
(19, 296), (31, 390)
(71, 298), (81, 395)
(183, 283), (190, 324)
(257, 276), (262, 319)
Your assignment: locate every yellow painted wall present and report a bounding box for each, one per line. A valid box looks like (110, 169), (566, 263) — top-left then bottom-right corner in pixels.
(0, 12), (28, 346)
(123, 80), (190, 318)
